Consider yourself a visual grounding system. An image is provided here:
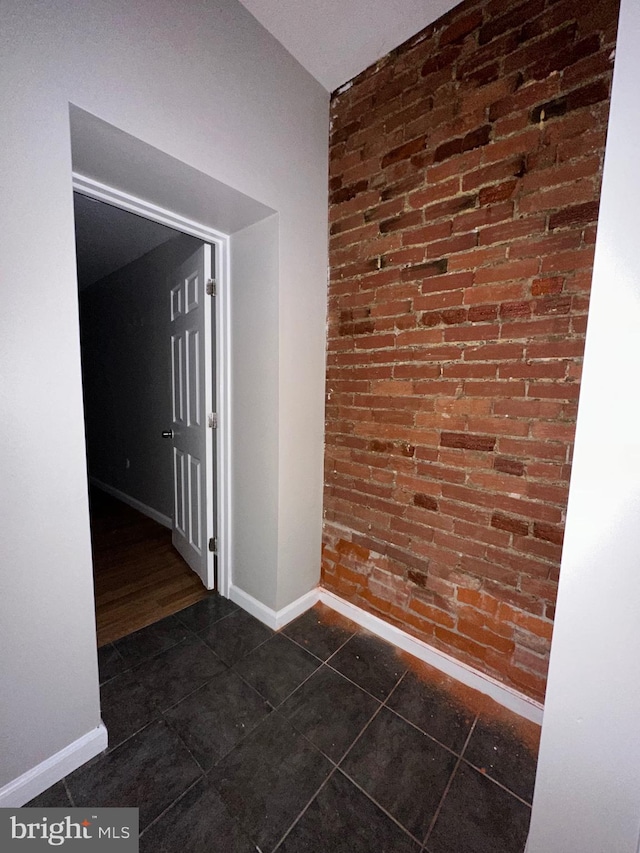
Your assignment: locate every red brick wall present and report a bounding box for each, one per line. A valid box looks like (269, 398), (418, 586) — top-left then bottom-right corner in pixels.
(323, 0), (620, 702)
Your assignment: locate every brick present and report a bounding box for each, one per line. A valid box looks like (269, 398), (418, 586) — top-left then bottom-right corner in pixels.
(533, 522), (564, 546)
(434, 626), (488, 663)
(462, 156), (526, 192)
(441, 432), (497, 451)
(439, 9), (483, 46)
(381, 136), (427, 168)
(479, 0), (545, 46)
(326, 0), (615, 704)
(409, 597), (456, 629)
(434, 125), (492, 163)
(479, 215), (545, 246)
(401, 258), (447, 281)
(421, 271), (474, 295)
(549, 200), (601, 230)
(491, 512), (529, 536)
(495, 457), (525, 476)
(428, 149), (484, 184)
(479, 179), (518, 205)
(379, 210), (423, 233)
(410, 491), (438, 513)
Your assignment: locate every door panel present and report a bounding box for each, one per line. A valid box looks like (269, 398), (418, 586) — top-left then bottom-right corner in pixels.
(169, 244), (215, 588)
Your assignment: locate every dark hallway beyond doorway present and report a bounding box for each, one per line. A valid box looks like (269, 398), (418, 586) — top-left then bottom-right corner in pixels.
(89, 488), (208, 646)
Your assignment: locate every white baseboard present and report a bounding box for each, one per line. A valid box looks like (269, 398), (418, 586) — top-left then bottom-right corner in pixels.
(90, 478), (172, 529)
(228, 583), (544, 724)
(229, 584), (320, 630)
(0, 723), (108, 808)
(319, 590), (544, 725)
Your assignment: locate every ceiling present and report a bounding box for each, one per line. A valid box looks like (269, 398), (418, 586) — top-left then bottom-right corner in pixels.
(73, 193), (178, 289)
(237, 0), (460, 92)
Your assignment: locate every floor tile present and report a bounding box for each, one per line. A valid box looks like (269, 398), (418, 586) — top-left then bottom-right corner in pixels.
(426, 762), (530, 853)
(164, 669), (272, 770)
(210, 712), (332, 852)
(199, 607), (273, 666)
(234, 633), (320, 706)
(387, 671), (475, 753)
(277, 770), (420, 853)
(175, 593), (238, 633)
(98, 643), (128, 684)
(463, 713), (540, 803)
(133, 634), (227, 711)
(329, 632), (407, 700)
(341, 707), (456, 841)
(140, 778), (256, 853)
(279, 665), (379, 761)
(100, 669), (160, 749)
(282, 604), (356, 660)
(25, 781), (73, 808)
(113, 614), (191, 666)
(66, 720), (202, 832)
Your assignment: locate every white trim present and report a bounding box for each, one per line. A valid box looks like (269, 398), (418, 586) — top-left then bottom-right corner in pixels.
(90, 477), (172, 529)
(319, 590), (544, 725)
(216, 219), (231, 598)
(72, 174), (229, 243)
(275, 588), (321, 628)
(74, 174), (231, 600)
(229, 583), (544, 723)
(229, 584), (320, 630)
(0, 723), (108, 808)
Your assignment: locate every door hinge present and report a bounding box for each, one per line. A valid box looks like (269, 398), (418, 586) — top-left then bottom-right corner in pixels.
(208, 412), (218, 429)
(209, 536), (218, 553)
(206, 278), (217, 296)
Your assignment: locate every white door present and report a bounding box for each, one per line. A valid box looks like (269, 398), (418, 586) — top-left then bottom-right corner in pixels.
(168, 244), (215, 588)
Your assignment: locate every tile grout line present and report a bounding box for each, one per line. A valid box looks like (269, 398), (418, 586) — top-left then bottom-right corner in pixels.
(100, 718), (159, 756)
(160, 711), (209, 776)
(330, 687), (385, 767)
(336, 766), (426, 849)
(62, 778), (76, 808)
(265, 659), (325, 710)
(458, 756), (534, 808)
(269, 621), (365, 706)
(137, 777), (203, 839)
(280, 619), (358, 668)
(174, 599), (239, 632)
(422, 715), (479, 849)
(215, 630), (273, 665)
(158, 660), (232, 715)
(103, 659), (231, 756)
(382, 668), (408, 706)
(382, 704), (466, 762)
(329, 660), (407, 769)
(322, 657), (405, 705)
(270, 766), (341, 853)
(158, 669), (276, 772)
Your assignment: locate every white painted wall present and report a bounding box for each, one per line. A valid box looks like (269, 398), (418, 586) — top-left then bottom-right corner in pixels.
(0, 0), (327, 795)
(81, 233), (202, 520)
(526, 0), (640, 850)
(230, 216), (280, 608)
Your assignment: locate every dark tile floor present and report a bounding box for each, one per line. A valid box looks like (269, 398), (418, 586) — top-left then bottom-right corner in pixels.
(27, 596), (539, 853)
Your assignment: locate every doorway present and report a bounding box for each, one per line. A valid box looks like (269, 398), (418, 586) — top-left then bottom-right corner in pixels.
(74, 190), (222, 644)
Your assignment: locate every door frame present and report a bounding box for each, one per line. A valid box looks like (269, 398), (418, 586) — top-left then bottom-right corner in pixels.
(73, 172), (231, 598)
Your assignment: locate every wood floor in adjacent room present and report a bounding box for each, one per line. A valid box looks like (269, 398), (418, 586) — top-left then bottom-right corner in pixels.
(89, 488), (208, 647)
